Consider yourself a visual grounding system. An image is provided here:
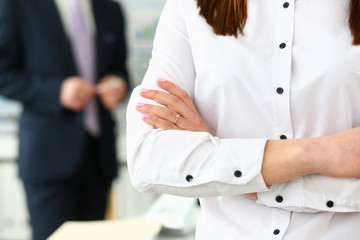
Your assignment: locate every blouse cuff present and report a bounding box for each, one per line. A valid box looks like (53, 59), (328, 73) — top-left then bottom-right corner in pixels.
(213, 138), (270, 196)
(257, 175), (360, 212)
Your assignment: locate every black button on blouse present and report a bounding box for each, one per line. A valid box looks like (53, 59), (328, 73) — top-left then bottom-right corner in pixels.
(234, 170), (242, 178)
(327, 200), (334, 208)
(276, 87), (284, 94)
(280, 135), (287, 140)
(273, 229), (281, 235)
(186, 175), (193, 182)
(283, 2), (290, 8)
(276, 195), (284, 203)
(279, 42), (286, 49)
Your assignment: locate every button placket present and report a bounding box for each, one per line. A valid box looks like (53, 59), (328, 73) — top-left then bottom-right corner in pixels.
(272, 0), (295, 141)
(268, 207), (290, 240)
(269, 5), (295, 230)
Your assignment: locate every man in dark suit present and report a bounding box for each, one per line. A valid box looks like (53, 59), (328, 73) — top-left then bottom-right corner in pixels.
(0, 0), (129, 239)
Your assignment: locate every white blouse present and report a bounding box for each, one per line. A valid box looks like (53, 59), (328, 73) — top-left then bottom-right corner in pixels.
(126, 0), (360, 239)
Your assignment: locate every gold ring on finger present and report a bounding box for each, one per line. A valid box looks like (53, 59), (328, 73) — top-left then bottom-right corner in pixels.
(173, 113), (180, 124)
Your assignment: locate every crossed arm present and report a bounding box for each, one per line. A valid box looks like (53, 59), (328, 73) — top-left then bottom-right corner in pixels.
(135, 78), (360, 189)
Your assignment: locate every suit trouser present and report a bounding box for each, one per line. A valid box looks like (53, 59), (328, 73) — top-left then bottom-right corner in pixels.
(23, 133), (112, 240)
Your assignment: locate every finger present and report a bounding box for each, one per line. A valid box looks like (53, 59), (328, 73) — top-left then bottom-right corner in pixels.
(69, 98), (84, 112)
(98, 88), (124, 100)
(100, 96), (118, 111)
(117, 88), (128, 101)
(102, 94), (120, 103)
(83, 92), (93, 101)
(78, 91), (93, 103)
(156, 78), (197, 113)
(82, 83), (95, 99)
(140, 88), (192, 118)
(136, 102), (182, 126)
(142, 114), (181, 130)
(243, 193), (258, 200)
(76, 91), (89, 102)
(96, 76), (127, 94)
(104, 103), (117, 111)
(138, 102), (211, 133)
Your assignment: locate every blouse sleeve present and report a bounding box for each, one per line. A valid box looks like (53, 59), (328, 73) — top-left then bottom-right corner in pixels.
(256, 175), (360, 212)
(126, 0), (270, 198)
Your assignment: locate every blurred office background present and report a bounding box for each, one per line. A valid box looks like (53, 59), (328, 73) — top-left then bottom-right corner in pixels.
(0, 0), (198, 239)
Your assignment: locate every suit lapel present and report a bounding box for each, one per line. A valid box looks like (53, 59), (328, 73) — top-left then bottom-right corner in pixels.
(33, 0), (76, 74)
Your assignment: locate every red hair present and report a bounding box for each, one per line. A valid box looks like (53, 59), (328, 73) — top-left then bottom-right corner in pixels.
(349, 0), (360, 45)
(197, 0), (360, 45)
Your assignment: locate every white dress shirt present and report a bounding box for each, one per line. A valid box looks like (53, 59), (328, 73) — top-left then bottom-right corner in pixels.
(54, 0), (96, 36)
(126, 0), (360, 239)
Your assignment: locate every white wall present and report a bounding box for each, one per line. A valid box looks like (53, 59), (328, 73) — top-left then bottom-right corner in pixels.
(0, 163), (31, 240)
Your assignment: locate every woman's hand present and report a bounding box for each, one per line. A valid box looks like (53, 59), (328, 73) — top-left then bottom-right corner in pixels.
(136, 78), (259, 200)
(136, 78), (211, 134)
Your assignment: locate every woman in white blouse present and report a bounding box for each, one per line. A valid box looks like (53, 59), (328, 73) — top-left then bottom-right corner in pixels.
(127, 0), (360, 239)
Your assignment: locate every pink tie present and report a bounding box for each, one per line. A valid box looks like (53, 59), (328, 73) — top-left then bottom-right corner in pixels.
(68, 0), (100, 137)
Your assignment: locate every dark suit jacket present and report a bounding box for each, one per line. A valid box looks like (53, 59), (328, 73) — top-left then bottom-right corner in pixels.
(0, 0), (129, 182)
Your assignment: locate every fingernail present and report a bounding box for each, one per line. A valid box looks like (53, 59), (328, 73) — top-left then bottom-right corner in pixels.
(140, 88), (149, 93)
(136, 102), (144, 108)
(157, 78), (167, 83)
(142, 114), (150, 119)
